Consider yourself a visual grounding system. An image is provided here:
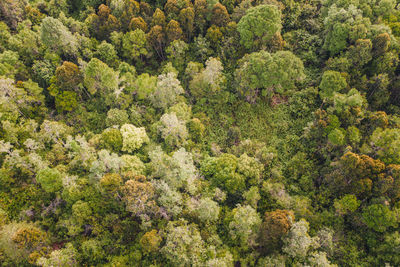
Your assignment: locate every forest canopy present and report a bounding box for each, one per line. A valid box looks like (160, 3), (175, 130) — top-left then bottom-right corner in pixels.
(1, 0), (400, 266)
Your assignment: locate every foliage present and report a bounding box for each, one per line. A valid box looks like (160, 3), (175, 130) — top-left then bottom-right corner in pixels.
(1, 0), (400, 266)
(237, 5), (282, 50)
(120, 124), (149, 153)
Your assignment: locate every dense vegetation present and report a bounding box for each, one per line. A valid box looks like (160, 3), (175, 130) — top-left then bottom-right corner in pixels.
(1, 0), (400, 266)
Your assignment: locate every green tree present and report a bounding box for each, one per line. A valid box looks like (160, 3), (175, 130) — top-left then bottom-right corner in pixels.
(323, 4), (370, 55)
(36, 167), (63, 193)
(370, 128), (400, 164)
(237, 5), (282, 50)
(40, 17), (78, 57)
(132, 73), (157, 100)
(319, 70), (347, 101)
(334, 194), (361, 215)
(235, 50), (304, 101)
(362, 204), (397, 232)
(94, 41), (118, 67)
(161, 220), (206, 266)
(228, 204), (261, 248)
(122, 29), (148, 62)
(84, 58), (119, 96)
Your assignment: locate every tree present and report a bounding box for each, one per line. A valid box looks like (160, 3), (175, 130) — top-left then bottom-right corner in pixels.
(189, 57), (225, 99)
(0, 222), (48, 264)
(120, 123), (149, 152)
(122, 29), (148, 61)
(206, 25), (223, 48)
(157, 112), (188, 148)
(149, 146), (197, 192)
(132, 73), (157, 100)
(161, 220), (206, 266)
(102, 128), (123, 152)
(166, 19), (183, 44)
(201, 153), (247, 196)
(259, 210), (294, 253)
(122, 176), (156, 216)
(372, 32), (390, 57)
(94, 41), (118, 67)
(40, 17), (78, 57)
(179, 7), (195, 40)
(238, 153), (264, 185)
(147, 25), (166, 58)
(235, 50), (304, 101)
(282, 219), (319, 259)
(189, 197), (220, 223)
(228, 204), (261, 248)
(55, 62), (83, 92)
(80, 239), (106, 265)
(194, 0), (207, 33)
(106, 108), (130, 126)
(370, 128), (400, 164)
(99, 173), (122, 193)
(84, 58), (119, 96)
(166, 40), (189, 73)
(8, 28), (41, 66)
(237, 5), (282, 50)
(211, 3), (230, 27)
(37, 243), (78, 267)
(121, 154), (146, 177)
(0, 0), (25, 30)
(322, 4), (370, 55)
(334, 194), (361, 215)
(87, 4), (120, 41)
(129, 17), (148, 32)
(362, 204), (397, 232)
(36, 167), (63, 193)
(140, 230), (162, 253)
(110, 0), (140, 32)
(347, 39), (372, 67)
(150, 72), (184, 109)
(319, 70), (347, 101)
(0, 78), (47, 121)
(151, 8), (166, 28)
(325, 151), (386, 197)
(376, 231), (400, 266)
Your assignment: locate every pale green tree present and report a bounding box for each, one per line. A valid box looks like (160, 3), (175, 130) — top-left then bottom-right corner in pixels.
(40, 17), (78, 57)
(120, 123), (149, 153)
(150, 72), (184, 109)
(228, 204), (261, 247)
(157, 112), (188, 148)
(161, 220), (206, 266)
